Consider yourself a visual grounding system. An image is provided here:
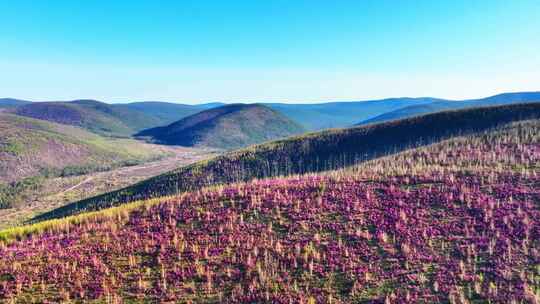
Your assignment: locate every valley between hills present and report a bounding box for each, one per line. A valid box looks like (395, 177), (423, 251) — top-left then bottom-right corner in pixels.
(0, 145), (215, 230)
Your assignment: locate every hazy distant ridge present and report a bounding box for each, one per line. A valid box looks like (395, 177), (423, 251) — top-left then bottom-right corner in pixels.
(358, 92), (540, 125)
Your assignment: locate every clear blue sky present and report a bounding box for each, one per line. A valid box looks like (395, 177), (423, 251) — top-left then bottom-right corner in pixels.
(1, 0), (539, 103)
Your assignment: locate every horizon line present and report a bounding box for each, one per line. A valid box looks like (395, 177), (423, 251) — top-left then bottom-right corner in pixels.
(2, 90), (539, 106)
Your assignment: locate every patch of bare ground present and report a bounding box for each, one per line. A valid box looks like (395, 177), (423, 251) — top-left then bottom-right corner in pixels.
(0, 146), (217, 229)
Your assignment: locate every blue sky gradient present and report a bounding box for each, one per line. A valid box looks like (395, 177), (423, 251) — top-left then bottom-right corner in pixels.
(1, 0), (539, 103)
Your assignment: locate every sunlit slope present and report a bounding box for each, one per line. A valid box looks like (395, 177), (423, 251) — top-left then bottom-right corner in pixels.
(34, 102), (540, 221)
(1, 119), (539, 303)
(0, 113), (169, 181)
(0, 113), (170, 208)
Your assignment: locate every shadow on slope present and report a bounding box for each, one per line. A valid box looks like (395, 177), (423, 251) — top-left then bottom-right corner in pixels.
(136, 104), (305, 150)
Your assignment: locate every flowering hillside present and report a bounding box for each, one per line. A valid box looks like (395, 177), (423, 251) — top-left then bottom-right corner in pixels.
(34, 102), (540, 222)
(1, 120), (539, 303)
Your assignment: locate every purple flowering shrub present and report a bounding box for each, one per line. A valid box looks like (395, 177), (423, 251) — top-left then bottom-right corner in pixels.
(0, 121), (539, 303)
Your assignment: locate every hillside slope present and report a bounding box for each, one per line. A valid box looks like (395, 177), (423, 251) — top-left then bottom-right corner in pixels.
(358, 91), (540, 125)
(2, 118), (539, 303)
(0, 113), (171, 208)
(137, 104), (305, 149)
(34, 102), (540, 221)
(13, 100), (162, 137)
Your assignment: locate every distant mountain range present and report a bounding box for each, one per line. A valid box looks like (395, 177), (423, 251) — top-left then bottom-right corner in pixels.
(0, 98), (31, 110)
(137, 104), (305, 149)
(266, 98), (443, 130)
(357, 92), (540, 125)
(2, 91), (540, 135)
(4, 99), (223, 137)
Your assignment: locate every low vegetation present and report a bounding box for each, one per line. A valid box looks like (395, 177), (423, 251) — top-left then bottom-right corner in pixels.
(35, 102), (540, 221)
(0, 147), (214, 230)
(0, 113), (173, 208)
(0, 177), (44, 209)
(1, 118), (539, 302)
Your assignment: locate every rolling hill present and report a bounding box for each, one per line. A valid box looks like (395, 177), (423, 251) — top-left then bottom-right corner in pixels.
(2, 113), (539, 303)
(117, 101), (224, 126)
(4, 96), (440, 132)
(33, 102), (540, 222)
(4, 99), (223, 136)
(358, 91), (540, 125)
(0, 113), (172, 208)
(0, 98), (31, 110)
(13, 100), (164, 137)
(136, 103), (305, 149)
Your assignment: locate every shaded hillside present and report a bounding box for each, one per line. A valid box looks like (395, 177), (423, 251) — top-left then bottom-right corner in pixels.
(0, 98), (31, 110)
(14, 100), (162, 137)
(267, 97), (442, 130)
(359, 91), (540, 125)
(3, 119), (540, 303)
(359, 102), (458, 125)
(0, 113), (170, 208)
(118, 101), (224, 125)
(137, 104), (305, 149)
(34, 102), (540, 221)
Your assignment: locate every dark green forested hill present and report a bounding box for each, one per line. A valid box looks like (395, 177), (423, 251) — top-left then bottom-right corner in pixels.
(137, 103), (305, 149)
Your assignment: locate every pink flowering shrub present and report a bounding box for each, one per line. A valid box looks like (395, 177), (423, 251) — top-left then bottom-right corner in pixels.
(1, 120), (539, 303)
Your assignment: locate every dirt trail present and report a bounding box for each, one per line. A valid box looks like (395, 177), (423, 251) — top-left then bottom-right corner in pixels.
(59, 177), (94, 194)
